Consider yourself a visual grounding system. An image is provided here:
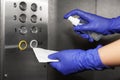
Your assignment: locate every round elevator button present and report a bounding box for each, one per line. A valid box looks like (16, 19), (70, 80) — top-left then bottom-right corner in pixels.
(31, 26), (38, 34)
(31, 15), (37, 23)
(19, 26), (27, 35)
(19, 14), (26, 23)
(30, 40), (38, 48)
(18, 40), (28, 51)
(19, 2), (27, 11)
(31, 3), (37, 12)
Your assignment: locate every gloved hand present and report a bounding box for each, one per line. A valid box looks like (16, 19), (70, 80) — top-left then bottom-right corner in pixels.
(64, 9), (120, 41)
(48, 45), (109, 75)
(75, 31), (94, 42)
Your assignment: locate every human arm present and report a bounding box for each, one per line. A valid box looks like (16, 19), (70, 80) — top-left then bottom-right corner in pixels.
(48, 39), (120, 75)
(99, 39), (120, 66)
(64, 9), (120, 41)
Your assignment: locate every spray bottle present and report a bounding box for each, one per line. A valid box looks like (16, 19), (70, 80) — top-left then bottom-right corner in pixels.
(68, 16), (103, 41)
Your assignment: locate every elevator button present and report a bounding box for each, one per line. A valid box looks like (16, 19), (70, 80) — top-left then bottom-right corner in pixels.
(31, 26), (38, 34)
(19, 26), (27, 35)
(30, 40), (38, 48)
(31, 3), (37, 12)
(18, 40), (28, 51)
(19, 2), (27, 11)
(31, 15), (37, 23)
(19, 14), (26, 23)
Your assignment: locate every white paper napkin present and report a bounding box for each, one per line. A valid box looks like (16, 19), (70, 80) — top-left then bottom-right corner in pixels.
(33, 48), (59, 63)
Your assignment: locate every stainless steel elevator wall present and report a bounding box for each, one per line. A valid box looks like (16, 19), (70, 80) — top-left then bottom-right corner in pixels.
(48, 0), (120, 80)
(0, 0), (48, 80)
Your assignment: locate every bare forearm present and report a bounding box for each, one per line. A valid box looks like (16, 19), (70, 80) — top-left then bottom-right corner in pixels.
(98, 39), (120, 66)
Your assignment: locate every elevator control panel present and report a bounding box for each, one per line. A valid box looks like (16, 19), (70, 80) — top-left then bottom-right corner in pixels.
(5, 0), (48, 51)
(0, 0), (48, 80)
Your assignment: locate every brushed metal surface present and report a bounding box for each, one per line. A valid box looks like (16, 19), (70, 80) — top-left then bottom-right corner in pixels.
(0, 0), (48, 80)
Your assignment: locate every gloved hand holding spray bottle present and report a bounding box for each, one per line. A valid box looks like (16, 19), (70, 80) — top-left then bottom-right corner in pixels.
(64, 9), (120, 42)
(67, 16), (103, 42)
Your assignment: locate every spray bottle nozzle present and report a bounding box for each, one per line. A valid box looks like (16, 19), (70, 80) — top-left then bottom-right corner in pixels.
(67, 16), (103, 42)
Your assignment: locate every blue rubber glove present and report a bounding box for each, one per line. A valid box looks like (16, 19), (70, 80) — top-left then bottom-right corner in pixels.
(48, 45), (109, 75)
(64, 9), (120, 41)
(75, 31), (94, 42)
